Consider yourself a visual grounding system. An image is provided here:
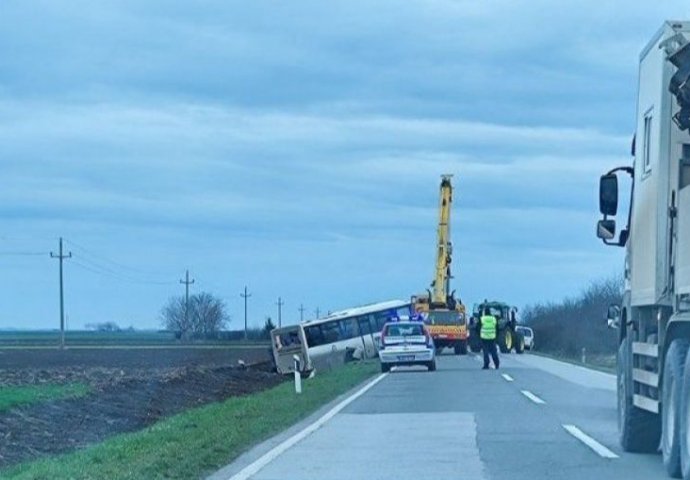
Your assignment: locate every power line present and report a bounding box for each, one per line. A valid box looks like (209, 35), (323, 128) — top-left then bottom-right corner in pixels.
(0, 251), (48, 256)
(71, 258), (176, 285)
(64, 238), (176, 280)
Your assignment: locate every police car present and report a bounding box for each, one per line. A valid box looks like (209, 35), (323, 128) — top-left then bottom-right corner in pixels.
(378, 315), (437, 373)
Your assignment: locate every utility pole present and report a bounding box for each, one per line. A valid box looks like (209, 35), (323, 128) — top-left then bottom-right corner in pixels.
(50, 237), (72, 349)
(315, 307), (321, 319)
(179, 270), (195, 330)
(299, 304), (305, 323)
(241, 286), (252, 340)
(276, 297), (284, 328)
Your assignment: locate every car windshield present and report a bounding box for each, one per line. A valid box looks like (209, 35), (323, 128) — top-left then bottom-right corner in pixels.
(385, 323), (425, 336)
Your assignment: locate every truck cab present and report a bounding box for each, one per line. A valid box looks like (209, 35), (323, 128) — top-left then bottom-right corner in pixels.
(596, 20), (690, 476)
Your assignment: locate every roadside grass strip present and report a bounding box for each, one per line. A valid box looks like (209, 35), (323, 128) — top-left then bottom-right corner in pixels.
(562, 424), (619, 459)
(0, 383), (90, 412)
(227, 372), (388, 480)
(1, 361), (379, 480)
(520, 390), (546, 404)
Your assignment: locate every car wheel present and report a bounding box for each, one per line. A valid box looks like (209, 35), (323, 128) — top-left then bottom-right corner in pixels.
(663, 339), (690, 477)
(381, 363), (390, 373)
(428, 360), (437, 372)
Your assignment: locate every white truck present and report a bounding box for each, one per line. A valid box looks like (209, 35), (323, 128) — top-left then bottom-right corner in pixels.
(597, 21), (690, 478)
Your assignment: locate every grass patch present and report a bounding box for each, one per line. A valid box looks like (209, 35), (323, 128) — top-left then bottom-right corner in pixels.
(530, 350), (616, 374)
(2, 361), (380, 480)
(0, 383), (90, 412)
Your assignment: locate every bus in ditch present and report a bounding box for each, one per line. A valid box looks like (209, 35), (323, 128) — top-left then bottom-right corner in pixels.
(270, 300), (411, 374)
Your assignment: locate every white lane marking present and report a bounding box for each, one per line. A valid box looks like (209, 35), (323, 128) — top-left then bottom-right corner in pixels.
(562, 424), (619, 459)
(521, 390), (546, 404)
(501, 374), (514, 382)
(227, 373), (389, 480)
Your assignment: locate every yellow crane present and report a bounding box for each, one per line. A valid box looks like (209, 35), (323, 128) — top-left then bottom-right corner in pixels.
(412, 174), (468, 355)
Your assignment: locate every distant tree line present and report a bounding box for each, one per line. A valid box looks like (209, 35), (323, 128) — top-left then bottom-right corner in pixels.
(522, 276), (623, 357)
(84, 321), (133, 332)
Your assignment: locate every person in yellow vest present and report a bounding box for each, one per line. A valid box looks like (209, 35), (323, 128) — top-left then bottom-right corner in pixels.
(478, 307), (500, 370)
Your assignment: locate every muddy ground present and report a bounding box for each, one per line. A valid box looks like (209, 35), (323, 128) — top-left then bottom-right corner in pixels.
(0, 347), (280, 469)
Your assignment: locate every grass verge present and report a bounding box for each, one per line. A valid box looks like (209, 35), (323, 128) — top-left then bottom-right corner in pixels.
(2, 361), (380, 480)
(529, 350), (616, 374)
(0, 383), (90, 412)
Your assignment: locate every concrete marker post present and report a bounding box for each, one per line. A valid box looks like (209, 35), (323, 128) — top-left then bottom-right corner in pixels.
(293, 355), (302, 394)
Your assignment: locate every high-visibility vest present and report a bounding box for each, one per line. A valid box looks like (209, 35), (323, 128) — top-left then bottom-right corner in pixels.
(480, 315), (497, 340)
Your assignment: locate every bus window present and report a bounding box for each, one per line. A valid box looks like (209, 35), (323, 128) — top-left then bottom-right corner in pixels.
(305, 325), (324, 347)
(357, 316), (373, 335)
(321, 321), (341, 344)
(339, 318), (359, 340)
(374, 312), (388, 331)
(274, 331), (302, 350)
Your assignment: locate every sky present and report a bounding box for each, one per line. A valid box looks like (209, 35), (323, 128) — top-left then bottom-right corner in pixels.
(1, 1), (688, 330)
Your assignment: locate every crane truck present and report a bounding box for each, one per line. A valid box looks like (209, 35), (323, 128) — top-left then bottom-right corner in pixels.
(412, 174), (468, 355)
(597, 21), (690, 478)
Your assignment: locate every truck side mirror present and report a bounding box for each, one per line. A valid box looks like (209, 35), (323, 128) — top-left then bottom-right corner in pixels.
(597, 219), (617, 240)
(599, 174), (619, 216)
(607, 305), (621, 329)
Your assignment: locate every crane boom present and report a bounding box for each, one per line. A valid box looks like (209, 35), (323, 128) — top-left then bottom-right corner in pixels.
(432, 174), (453, 306)
(411, 174), (467, 355)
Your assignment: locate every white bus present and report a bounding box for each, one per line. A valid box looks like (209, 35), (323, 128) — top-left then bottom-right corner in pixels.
(270, 300), (411, 374)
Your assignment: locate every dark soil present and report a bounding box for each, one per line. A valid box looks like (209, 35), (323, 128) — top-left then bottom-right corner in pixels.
(0, 346), (271, 371)
(0, 347), (281, 469)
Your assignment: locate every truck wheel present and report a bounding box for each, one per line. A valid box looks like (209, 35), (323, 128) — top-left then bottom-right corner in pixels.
(454, 341), (468, 355)
(498, 329), (512, 354)
(618, 338), (661, 452)
(662, 340), (689, 477)
(381, 363), (390, 373)
(679, 350), (690, 479)
(428, 360), (437, 371)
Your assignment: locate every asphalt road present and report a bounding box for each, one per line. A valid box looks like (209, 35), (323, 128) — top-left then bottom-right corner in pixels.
(215, 352), (669, 480)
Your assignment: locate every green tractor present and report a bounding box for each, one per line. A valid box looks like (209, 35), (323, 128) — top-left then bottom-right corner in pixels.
(468, 301), (525, 354)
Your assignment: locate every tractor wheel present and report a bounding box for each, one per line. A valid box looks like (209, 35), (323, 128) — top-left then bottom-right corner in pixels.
(515, 333), (525, 354)
(498, 329), (513, 354)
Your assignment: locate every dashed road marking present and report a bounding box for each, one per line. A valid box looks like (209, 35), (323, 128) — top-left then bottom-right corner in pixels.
(501, 374), (514, 382)
(521, 390), (546, 404)
(562, 424), (619, 459)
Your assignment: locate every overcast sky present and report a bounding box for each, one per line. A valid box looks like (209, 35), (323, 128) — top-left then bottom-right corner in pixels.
(1, 1), (688, 330)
